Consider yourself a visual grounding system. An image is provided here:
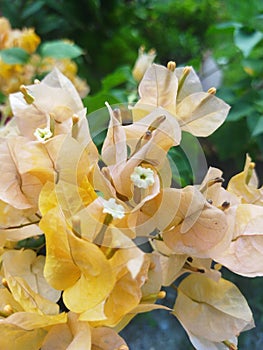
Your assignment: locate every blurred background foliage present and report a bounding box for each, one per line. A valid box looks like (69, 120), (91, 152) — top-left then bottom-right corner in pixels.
(1, 0), (263, 348)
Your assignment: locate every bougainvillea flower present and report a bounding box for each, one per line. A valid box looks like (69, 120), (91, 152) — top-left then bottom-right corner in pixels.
(99, 103), (176, 200)
(151, 239), (221, 286)
(0, 200), (42, 246)
(132, 46), (156, 82)
(173, 274), (254, 348)
(159, 186), (231, 258)
(87, 245), (149, 326)
(0, 136), (63, 208)
(214, 204), (263, 277)
(40, 207), (116, 314)
(124, 106), (182, 164)
(41, 312), (128, 350)
(133, 63), (230, 137)
(0, 250), (66, 350)
(0, 62), (262, 350)
(2, 20), (40, 54)
(9, 68), (87, 140)
(2, 249), (61, 303)
(64, 103), (176, 238)
(227, 154), (263, 205)
(0, 17), (12, 48)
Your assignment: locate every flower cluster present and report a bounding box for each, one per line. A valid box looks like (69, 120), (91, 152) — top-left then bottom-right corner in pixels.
(0, 59), (262, 350)
(0, 17), (89, 122)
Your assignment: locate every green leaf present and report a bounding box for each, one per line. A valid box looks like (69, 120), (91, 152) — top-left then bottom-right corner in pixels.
(255, 100), (263, 113)
(234, 28), (263, 57)
(84, 91), (120, 114)
(16, 235), (45, 250)
(215, 21), (242, 30)
(209, 118), (251, 161)
(0, 92), (6, 104)
(227, 103), (254, 122)
(0, 47), (29, 64)
(40, 40), (83, 59)
(21, 1), (45, 19)
(254, 14), (263, 31)
(168, 147), (193, 187)
(252, 117), (263, 136)
(102, 66), (132, 90)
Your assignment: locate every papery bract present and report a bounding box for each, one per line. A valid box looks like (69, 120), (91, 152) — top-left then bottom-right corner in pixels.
(214, 204), (263, 277)
(9, 68), (85, 140)
(133, 63), (230, 137)
(227, 154), (263, 205)
(2, 249), (61, 303)
(40, 207), (116, 314)
(173, 274), (254, 345)
(132, 46), (156, 82)
(162, 186), (230, 258)
(41, 312), (128, 350)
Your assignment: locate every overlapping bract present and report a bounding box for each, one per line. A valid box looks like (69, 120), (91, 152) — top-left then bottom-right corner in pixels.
(0, 62), (262, 350)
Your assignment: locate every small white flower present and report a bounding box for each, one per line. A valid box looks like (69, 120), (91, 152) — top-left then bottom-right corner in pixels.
(130, 166), (155, 189)
(34, 127), (53, 142)
(102, 198), (125, 219)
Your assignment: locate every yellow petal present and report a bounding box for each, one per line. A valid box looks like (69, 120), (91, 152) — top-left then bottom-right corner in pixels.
(40, 208), (80, 290)
(0, 323), (46, 350)
(39, 181), (57, 216)
(93, 271), (142, 327)
(63, 233), (116, 313)
(0, 288), (23, 313)
(6, 275), (59, 315)
(79, 301), (106, 322)
(4, 311), (66, 330)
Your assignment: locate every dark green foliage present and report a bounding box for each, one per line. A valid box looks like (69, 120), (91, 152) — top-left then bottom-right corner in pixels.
(205, 5), (263, 167)
(1, 0), (219, 90)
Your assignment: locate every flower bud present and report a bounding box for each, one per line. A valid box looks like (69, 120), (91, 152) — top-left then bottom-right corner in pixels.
(132, 46), (156, 82)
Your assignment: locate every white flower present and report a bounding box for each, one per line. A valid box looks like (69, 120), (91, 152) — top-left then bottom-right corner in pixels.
(102, 198), (125, 219)
(34, 127), (53, 142)
(130, 166), (155, 189)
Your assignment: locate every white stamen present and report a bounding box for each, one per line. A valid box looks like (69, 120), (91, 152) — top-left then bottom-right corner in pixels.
(34, 127), (53, 142)
(130, 166), (155, 189)
(102, 198), (125, 219)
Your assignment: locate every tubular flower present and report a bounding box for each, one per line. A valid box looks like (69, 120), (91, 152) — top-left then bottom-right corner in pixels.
(130, 166), (155, 189)
(102, 198), (125, 219)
